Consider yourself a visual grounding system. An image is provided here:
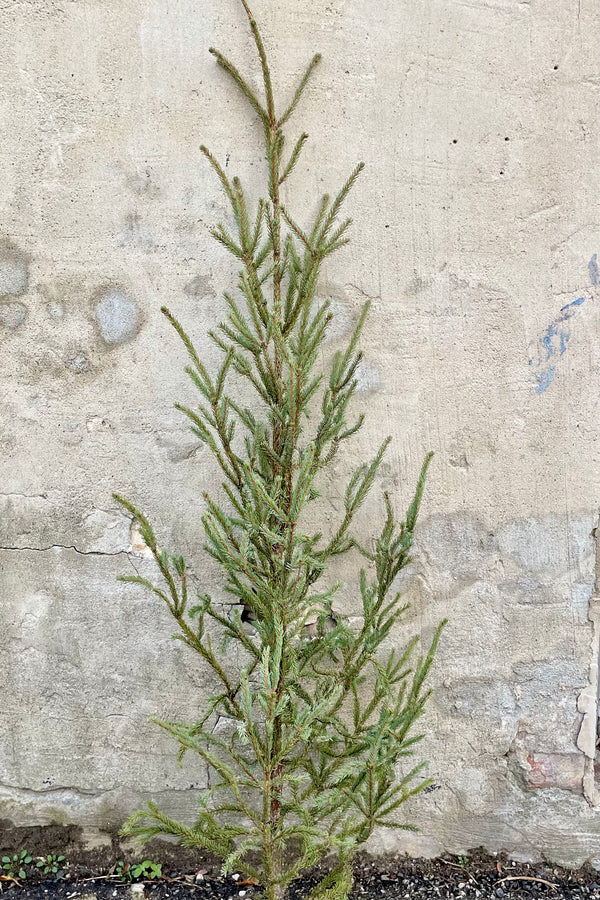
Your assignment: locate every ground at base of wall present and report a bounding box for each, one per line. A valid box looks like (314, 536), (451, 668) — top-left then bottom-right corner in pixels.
(2, 854), (600, 900)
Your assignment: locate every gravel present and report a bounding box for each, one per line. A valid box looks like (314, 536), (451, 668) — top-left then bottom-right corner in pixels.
(3, 853), (600, 900)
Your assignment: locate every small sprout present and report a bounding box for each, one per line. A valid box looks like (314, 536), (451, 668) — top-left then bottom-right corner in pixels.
(36, 854), (66, 876)
(115, 861), (131, 883)
(2, 850), (33, 880)
(129, 860), (163, 881)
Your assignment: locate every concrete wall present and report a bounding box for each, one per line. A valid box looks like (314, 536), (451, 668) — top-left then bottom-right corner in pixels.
(1, 0), (599, 866)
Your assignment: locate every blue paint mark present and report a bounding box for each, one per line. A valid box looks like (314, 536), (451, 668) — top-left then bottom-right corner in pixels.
(529, 255), (593, 394)
(535, 365), (556, 394)
(539, 321), (570, 362)
(530, 297), (585, 393)
(540, 323), (558, 359)
(560, 296), (585, 313)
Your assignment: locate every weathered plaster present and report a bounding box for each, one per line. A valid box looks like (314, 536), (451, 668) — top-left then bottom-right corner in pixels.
(0, 0), (599, 865)
(577, 523), (600, 806)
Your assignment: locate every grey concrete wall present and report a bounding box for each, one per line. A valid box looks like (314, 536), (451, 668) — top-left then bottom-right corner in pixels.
(1, 0), (599, 866)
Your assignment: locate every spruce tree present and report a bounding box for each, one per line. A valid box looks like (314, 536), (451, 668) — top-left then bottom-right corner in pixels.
(114, 4), (445, 899)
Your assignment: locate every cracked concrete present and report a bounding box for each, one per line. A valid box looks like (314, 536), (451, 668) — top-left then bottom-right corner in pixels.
(577, 521), (600, 806)
(0, 0), (599, 867)
(0, 550), (211, 830)
(0, 546), (129, 557)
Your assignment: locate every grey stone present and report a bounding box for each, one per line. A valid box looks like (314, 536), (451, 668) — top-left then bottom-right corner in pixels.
(356, 360), (381, 393)
(0, 301), (26, 329)
(184, 273), (215, 299)
(65, 351), (90, 372)
(496, 516), (591, 579)
(0, 248), (28, 296)
(95, 288), (140, 345)
(413, 513), (498, 588)
(47, 300), (64, 319)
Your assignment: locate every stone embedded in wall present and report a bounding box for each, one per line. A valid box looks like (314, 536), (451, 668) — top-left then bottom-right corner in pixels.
(448, 451), (471, 470)
(414, 513), (498, 588)
(0, 301), (27, 330)
(58, 420), (83, 446)
(356, 360), (381, 393)
(508, 720), (587, 796)
(0, 246), (28, 297)
(509, 744), (585, 794)
(571, 580), (594, 623)
(441, 679), (516, 717)
(496, 515), (594, 579)
(184, 273), (215, 299)
(94, 288), (140, 346)
(86, 416), (112, 433)
(320, 295), (353, 342)
(80, 508), (130, 554)
(498, 575), (555, 606)
(46, 300), (65, 319)
(0, 492), (50, 548)
(154, 431), (204, 463)
(414, 512), (596, 610)
(65, 351), (91, 373)
(448, 764), (514, 817)
(0, 550), (209, 828)
(437, 679), (518, 753)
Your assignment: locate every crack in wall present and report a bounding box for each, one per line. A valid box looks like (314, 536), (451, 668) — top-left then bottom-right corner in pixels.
(576, 512), (600, 806)
(0, 493), (49, 500)
(0, 545), (131, 558)
(0, 782), (102, 800)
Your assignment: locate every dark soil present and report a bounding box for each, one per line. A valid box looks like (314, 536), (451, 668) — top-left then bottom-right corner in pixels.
(2, 852), (600, 900)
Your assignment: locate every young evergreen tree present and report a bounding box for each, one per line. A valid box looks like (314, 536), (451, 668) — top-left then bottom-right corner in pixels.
(114, 3), (446, 899)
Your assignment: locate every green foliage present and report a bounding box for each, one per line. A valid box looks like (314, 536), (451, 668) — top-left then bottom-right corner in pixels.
(115, 3), (445, 900)
(36, 854), (66, 876)
(132, 860), (162, 881)
(1, 851), (68, 881)
(2, 850), (32, 880)
(115, 861), (131, 882)
(116, 860), (163, 882)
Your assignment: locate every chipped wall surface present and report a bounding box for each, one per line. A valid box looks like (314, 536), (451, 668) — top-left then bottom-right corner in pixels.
(1, 0), (599, 866)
